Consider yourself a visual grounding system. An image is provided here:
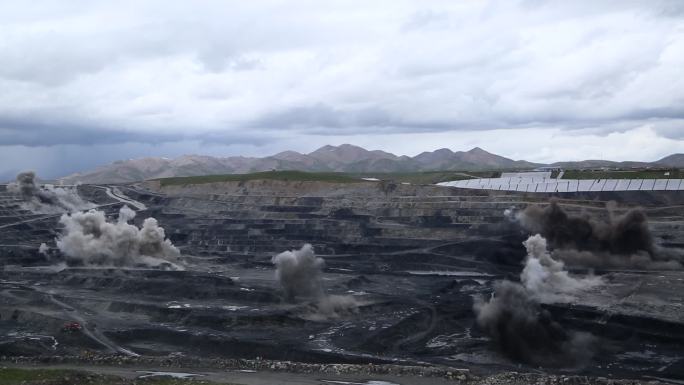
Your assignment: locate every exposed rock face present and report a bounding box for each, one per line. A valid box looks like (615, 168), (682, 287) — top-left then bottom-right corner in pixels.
(0, 181), (683, 383)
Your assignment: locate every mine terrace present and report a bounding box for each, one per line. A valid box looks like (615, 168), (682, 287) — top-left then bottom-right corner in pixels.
(0, 171), (683, 384)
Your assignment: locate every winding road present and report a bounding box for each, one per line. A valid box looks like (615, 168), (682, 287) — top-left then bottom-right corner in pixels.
(95, 186), (147, 211)
(45, 291), (139, 357)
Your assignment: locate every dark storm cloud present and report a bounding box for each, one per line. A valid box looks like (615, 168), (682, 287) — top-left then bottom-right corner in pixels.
(0, 119), (177, 146)
(248, 103), (684, 137)
(248, 104), (461, 134)
(0, 115), (267, 147)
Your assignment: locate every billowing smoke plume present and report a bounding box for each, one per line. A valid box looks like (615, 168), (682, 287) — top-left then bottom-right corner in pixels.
(517, 201), (682, 269)
(56, 206), (183, 270)
(272, 244), (324, 300)
(473, 234), (599, 366)
(272, 244), (359, 317)
(7, 171), (93, 213)
(474, 280), (595, 367)
(38, 243), (49, 256)
(521, 234), (602, 302)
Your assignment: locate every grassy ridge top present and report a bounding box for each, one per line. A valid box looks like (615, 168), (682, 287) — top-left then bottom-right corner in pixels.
(561, 169), (683, 179)
(155, 170), (495, 186)
(347, 171), (495, 184)
(157, 170), (364, 186)
(152, 168), (684, 187)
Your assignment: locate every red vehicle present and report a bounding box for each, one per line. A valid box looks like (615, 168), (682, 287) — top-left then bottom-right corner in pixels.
(62, 322), (82, 333)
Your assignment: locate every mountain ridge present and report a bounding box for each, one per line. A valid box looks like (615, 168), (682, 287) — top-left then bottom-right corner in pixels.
(56, 144), (683, 184)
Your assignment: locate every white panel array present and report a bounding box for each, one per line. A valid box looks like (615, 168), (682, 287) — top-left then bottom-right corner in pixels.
(628, 180), (643, 191)
(666, 179), (682, 190)
(640, 180), (654, 190)
(654, 179), (669, 190)
(590, 180), (606, 191)
(578, 180), (594, 191)
(603, 180), (618, 191)
(615, 179), (631, 190)
(437, 178), (684, 192)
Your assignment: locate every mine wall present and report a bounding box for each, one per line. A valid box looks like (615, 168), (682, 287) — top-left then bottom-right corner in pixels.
(1, 181), (683, 380)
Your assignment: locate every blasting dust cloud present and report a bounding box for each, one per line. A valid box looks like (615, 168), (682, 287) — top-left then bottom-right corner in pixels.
(521, 234), (602, 303)
(56, 205), (183, 270)
(473, 280), (595, 367)
(516, 201), (683, 269)
(272, 244), (359, 317)
(7, 171), (94, 213)
(473, 233), (601, 366)
(272, 243), (324, 300)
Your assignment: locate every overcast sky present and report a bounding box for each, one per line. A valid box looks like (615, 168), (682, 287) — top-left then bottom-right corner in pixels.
(1, 0), (683, 179)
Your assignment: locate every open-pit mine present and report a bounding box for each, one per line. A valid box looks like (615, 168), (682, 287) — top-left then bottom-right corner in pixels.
(1, 175), (683, 384)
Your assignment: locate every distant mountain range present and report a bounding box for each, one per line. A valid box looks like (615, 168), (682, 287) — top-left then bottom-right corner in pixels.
(57, 144), (683, 184)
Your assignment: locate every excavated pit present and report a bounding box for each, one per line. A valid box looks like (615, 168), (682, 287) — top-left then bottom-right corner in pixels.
(1, 181), (683, 380)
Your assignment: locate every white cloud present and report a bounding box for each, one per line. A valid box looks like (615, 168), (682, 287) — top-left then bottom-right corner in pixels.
(0, 0), (682, 175)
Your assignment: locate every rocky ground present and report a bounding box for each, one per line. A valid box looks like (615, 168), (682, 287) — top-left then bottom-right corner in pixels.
(0, 355), (672, 385)
(1, 180), (683, 384)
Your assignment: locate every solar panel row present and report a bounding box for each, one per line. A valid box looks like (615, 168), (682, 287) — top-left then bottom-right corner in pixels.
(437, 178), (684, 192)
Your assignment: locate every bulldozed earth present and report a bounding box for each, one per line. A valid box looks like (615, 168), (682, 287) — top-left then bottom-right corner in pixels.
(1, 178), (683, 384)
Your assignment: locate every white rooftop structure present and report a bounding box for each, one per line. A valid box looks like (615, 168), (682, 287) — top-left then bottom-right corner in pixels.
(437, 172), (684, 192)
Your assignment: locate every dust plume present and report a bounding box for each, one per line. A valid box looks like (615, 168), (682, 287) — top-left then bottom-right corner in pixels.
(272, 244), (359, 317)
(7, 171), (93, 213)
(521, 234), (602, 302)
(55, 206), (183, 270)
(473, 280), (595, 367)
(38, 243), (49, 256)
(272, 244), (324, 300)
(473, 234), (600, 366)
(517, 201), (683, 269)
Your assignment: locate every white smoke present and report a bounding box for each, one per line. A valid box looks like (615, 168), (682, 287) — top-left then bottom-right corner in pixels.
(503, 206), (517, 221)
(38, 243), (49, 256)
(56, 206), (183, 270)
(272, 244), (324, 299)
(473, 234), (601, 366)
(7, 171), (94, 213)
(272, 244), (359, 317)
(521, 234), (602, 303)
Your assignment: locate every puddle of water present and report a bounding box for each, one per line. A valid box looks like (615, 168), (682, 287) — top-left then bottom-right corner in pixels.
(136, 371), (202, 379)
(321, 381), (401, 385)
(426, 332), (467, 348)
(166, 302), (191, 309)
(222, 305), (248, 311)
(406, 270), (492, 277)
